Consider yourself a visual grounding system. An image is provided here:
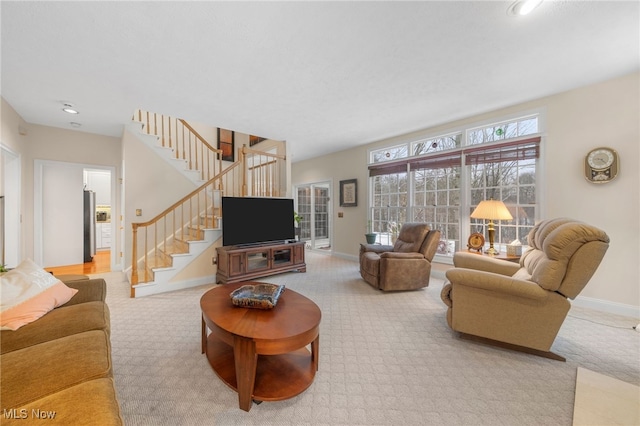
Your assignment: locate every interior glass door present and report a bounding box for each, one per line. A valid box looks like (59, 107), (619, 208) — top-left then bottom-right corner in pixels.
(296, 182), (331, 251)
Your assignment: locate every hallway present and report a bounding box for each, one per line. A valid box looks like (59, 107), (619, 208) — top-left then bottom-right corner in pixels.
(46, 250), (111, 275)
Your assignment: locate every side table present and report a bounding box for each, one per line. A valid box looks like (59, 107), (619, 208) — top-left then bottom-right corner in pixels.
(466, 251), (521, 263)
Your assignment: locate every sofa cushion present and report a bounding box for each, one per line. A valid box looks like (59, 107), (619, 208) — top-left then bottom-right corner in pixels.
(0, 259), (78, 331)
(2, 378), (123, 425)
(1, 330), (112, 409)
(0, 301), (110, 354)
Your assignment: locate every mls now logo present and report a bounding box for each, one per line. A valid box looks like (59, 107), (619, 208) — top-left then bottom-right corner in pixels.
(3, 409), (27, 419)
(3, 408), (57, 419)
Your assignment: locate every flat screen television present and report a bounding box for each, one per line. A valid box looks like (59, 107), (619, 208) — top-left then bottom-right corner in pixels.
(222, 197), (295, 246)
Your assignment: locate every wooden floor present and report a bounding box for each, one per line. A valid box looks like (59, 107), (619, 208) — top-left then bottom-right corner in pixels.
(46, 250), (111, 275)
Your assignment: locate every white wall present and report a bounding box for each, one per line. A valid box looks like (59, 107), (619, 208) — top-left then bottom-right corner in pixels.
(1, 99), (29, 264)
(0, 100), (123, 269)
(121, 127), (196, 273)
(27, 124), (122, 269)
(292, 72), (640, 315)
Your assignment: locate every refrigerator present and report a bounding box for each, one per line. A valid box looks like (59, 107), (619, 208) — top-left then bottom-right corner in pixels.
(83, 190), (96, 262)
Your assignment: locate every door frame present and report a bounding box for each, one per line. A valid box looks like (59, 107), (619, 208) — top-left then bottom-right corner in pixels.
(34, 159), (119, 270)
(1, 144), (21, 267)
(294, 180), (332, 252)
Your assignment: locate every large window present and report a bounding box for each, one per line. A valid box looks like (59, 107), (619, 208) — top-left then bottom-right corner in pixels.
(369, 114), (541, 258)
(370, 172), (408, 244)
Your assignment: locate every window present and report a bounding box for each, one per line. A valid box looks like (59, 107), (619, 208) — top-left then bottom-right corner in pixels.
(370, 144), (408, 163)
(467, 143), (538, 244)
(368, 114), (541, 258)
(468, 115), (538, 145)
(370, 172), (408, 244)
(412, 133), (462, 155)
(413, 166), (460, 255)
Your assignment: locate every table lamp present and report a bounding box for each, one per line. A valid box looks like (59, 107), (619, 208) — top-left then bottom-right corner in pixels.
(470, 199), (513, 255)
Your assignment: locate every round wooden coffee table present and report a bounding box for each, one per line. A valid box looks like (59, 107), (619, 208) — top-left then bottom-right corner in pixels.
(201, 282), (321, 411)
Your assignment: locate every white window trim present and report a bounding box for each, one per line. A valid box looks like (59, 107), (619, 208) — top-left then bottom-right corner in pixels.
(368, 110), (546, 263)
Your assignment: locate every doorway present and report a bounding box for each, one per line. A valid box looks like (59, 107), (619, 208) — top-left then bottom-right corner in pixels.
(296, 182), (331, 251)
(1, 145), (21, 268)
(34, 160), (115, 270)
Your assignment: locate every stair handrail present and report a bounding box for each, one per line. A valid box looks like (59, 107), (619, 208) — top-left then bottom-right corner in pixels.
(240, 145), (287, 197)
(134, 109), (224, 181)
(178, 119), (223, 180)
(178, 119), (218, 152)
(130, 143), (287, 291)
(131, 176), (220, 289)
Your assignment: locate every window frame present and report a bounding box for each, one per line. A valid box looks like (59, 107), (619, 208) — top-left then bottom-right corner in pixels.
(367, 112), (544, 262)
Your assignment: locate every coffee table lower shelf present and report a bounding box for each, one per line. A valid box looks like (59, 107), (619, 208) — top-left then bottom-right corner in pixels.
(205, 335), (316, 402)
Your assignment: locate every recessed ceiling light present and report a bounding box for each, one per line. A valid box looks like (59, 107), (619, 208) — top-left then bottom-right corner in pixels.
(61, 102), (79, 114)
(508, 0), (543, 16)
(70, 122), (82, 128)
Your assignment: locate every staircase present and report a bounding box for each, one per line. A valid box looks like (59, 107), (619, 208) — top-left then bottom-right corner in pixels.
(127, 110), (287, 297)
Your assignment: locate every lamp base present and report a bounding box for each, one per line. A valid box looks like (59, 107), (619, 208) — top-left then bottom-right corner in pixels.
(486, 221), (499, 255)
(485, 247), (500, 256)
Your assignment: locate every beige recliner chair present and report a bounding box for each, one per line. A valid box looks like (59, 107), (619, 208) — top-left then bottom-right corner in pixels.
(441, 218), (609, 360)
(359, 223), (440, 291)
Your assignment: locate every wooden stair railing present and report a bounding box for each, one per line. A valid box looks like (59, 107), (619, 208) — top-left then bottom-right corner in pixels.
(130, 178), (221, 294)
(240, 145), (287, 197)
(130, 142), (287, 295)
(134, 109), (223, 181)
(190, 145), (287, 198)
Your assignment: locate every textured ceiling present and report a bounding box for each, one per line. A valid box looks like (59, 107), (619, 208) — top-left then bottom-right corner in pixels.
(2, 1), (638, 162)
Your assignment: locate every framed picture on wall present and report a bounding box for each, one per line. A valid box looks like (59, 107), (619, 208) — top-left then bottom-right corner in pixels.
(218, 128), (235, 161)
(339, 179), (357, 207)
(249, 135), (266, 146)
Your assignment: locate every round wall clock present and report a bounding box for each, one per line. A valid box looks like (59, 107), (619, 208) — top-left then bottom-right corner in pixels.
(584, 147), (619, 184)
(467, 232), (485, 252)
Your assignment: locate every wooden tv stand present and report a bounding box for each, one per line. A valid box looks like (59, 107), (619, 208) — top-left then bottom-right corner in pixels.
(215, 241), (306, 284)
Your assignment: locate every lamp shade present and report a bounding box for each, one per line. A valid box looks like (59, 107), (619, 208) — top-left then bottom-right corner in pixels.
(470, 199), (513, 221)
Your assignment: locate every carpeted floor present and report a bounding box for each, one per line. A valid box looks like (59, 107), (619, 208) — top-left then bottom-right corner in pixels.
(94, 252), (640, 425)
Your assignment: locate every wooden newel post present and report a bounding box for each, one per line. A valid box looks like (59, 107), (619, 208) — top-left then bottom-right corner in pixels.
(131, 224), (138, 289)
(241, 145), (248, 197)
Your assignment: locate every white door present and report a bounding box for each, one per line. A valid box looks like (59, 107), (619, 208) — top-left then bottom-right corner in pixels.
(35, 160), (84, 266)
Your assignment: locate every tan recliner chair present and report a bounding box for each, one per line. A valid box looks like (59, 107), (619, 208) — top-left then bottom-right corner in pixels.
(359, 223), (440, 291)
(441, 218), (609, 360)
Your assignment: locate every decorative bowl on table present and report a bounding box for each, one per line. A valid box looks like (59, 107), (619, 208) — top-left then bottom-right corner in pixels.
(230, 283), (286, 309)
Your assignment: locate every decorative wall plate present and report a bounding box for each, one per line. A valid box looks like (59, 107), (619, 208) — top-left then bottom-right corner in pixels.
(467, 232), (485, 252)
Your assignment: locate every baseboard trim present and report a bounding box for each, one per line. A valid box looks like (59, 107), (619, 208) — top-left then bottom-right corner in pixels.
(572, 295), (640, 319)
(328, 252), (638, 318)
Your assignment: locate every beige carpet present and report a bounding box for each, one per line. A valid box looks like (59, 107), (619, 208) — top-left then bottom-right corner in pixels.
(573, 367), (640, 426)
(93, 252), (640, 425)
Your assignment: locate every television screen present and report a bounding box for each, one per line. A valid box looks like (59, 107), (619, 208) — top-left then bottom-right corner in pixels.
(222, 197), (295, 246)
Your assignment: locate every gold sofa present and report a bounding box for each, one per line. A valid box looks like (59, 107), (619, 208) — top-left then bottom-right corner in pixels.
(440, 218), (609, 360)
(359, 223), (440, 291)
(1, 277), (123, 424)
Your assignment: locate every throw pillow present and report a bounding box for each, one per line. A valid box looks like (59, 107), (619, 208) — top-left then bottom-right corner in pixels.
(0, 259), (78, 331)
